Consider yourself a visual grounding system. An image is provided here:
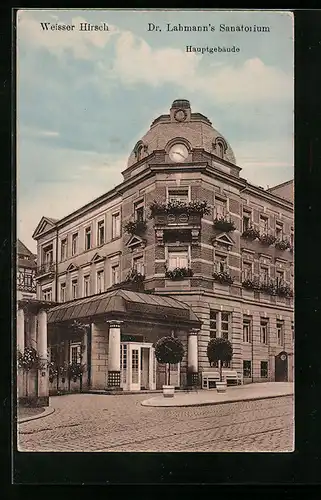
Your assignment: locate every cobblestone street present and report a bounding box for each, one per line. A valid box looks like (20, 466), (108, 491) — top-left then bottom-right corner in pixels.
(17, 393), (294, 452)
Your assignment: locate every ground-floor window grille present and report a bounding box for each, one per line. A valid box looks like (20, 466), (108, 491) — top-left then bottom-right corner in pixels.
(243, 360), (251, 378)
(260, 361), (268, 378)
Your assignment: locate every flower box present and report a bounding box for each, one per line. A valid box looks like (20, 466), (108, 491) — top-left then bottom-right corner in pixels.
(275, 239), (291, 251)
(242, 278), (260, 290)
(212, 271), (234, 285)
(241, 227), (260, 241)
(213, 217), (236, 232)
(165, 267), (193, 280)
(123, 219), (147, 235)
(259, 233), (277, 246)
(276, 284), (293, 298)
(149, 199), (210, 218)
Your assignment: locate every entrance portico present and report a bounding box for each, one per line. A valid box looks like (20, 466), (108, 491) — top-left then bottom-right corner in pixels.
(46, 288), (201, 392)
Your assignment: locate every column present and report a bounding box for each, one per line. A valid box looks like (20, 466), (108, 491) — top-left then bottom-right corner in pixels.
(37, 309), (49, 405)
(17, 308), (25, 352)
(187, 329), (199, 386)
(81, 326), (89, 388)
(107, 320), (122, 388)
(29, 314), (37, 349)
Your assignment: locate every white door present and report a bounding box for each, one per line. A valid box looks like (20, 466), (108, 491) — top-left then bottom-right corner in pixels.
(120, 344), (128, 390)
(149, 347), (156, 390)
(129, 344), (141, 391)
(169, 363), (181, 387)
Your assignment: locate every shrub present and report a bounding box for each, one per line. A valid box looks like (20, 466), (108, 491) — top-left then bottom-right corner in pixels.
(207, 337), (233, 382)
(154, 336), (185, 385)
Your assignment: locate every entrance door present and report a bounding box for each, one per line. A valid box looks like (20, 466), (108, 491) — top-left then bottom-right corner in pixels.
(275, 351), (288, 382)
(129, 344), (141, 391)
(141, 347), (150, 390)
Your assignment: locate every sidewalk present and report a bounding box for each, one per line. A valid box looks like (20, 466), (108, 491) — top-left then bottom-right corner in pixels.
(141, 382), (294, 407)
(18, 406), (55, 423)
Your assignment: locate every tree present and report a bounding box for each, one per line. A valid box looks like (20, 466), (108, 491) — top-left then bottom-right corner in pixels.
(207, 337), (233, 382)
(154, 336), (184, 386)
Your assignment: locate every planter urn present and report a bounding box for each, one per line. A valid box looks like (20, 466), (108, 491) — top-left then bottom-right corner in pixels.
(163, 385), (175, 398)
(216, 381), (227, 393)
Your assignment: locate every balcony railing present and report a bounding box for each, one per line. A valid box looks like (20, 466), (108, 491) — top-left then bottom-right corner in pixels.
(154, 211), (202, 227)
(241, 274), (293, 297)
(17, 270), (36, 293)
(36, 262), (56, 277)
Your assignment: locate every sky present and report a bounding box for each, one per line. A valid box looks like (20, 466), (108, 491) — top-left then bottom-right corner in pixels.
(17, 9), (294, 252)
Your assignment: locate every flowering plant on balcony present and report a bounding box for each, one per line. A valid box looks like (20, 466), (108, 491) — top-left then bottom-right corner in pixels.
(275, 239), (291, 251)
(276, 283), (293, 298)
(259, 233), (277, 246)
(213, 217), (236, 232)
(17, 346), (44, 371)
(123, 219), (147, 235)
(67, 362), (84, 382)
(124, 268), (145, 284)
(259, 281), (276, 295)
(241, 227), (260, 241)
(165, 267), (193, 280)
(242, 277), (260, 290)
(149, 199), (210, 218)
(212, 270), (234, 285)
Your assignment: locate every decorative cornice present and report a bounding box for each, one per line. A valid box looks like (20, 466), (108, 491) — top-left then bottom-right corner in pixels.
(107, 320), (123, 328)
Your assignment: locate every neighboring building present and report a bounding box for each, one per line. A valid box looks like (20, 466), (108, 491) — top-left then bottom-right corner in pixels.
(29, 99), (294, 393)
(16, 240), (55, 406)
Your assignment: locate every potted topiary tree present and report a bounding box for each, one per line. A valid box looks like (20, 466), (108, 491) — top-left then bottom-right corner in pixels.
(207, 337), (233, 393)
(154, 336), (185, 398)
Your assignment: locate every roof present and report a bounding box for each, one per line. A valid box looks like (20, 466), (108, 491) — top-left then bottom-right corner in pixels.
(127, 100), (236, 168)
(47, 289), (201, 327)
(17, 239), (33, 257)
(267, 179), (294, 192)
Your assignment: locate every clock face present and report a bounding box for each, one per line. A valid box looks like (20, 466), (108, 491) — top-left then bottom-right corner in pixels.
(169, 143), (189, 163)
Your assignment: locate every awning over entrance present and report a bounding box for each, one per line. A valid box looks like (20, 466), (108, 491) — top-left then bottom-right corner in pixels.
(47, 289), (201, 328)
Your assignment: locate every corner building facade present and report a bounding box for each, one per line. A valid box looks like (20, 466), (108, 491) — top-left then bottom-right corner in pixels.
(33, 100), (294, 393)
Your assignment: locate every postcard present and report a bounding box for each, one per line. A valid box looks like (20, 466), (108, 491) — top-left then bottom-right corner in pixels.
(16, 8), (294, 453)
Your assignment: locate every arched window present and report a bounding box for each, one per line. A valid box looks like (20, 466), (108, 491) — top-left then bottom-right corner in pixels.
(217, 142), (224, 158)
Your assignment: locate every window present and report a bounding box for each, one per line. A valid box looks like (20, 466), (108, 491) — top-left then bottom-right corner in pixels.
(112, 213), (121, 239)
(42, 288), (52, 301)
(136, 145), (143, 162)
(217, 142), (224, 158)
(71, 279), (78, 299)
(275, 222), (283, 240)
(209, 310), (230, 339)
(243, 360), (251, 378)
(242, 211), (251, 232)
(133, 256), (144, 275)
(291, 321), (294, 342)
(276, 320), (284, 345)
(243, 315), (252, 343)
(83, 275), (90, 297)
(290, 229), (294, 248)
(60, 238), (67, 261)
(85, 227), (92, 250)
(168, 250), (188, 270)
(71, 233), (78, 256)
(214, 198), (226, 219)
(260, 361), (268, 378)
(259, 215), (268, 234)
(97, 220), (105, 246)
(276, 269), (284, 286)
(243, 262), (253, 280)
(96, 270), (104, 294)
(221, 313), (230, 340)
(168, 188), (189, 203)
(209, 310), (217, 338)
(60, 283), (66, 302)
(260, 265), (269, 283)
(111, 263), (120, 285)
(43, 244), (53, 265)
(134, 201), (145, 222)
(260, 318), (269, 344)
(215, 255), (227, 273)
(70, 343), (81, 364)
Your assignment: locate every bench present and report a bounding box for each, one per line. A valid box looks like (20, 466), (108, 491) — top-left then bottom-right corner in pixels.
(202, 370), (242, 389)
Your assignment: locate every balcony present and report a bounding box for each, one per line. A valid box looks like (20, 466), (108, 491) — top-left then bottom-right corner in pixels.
(213, 216), (236, 233)
(36, 262), (56, 278)
(241, 274), (293, 298)
(17, 270), (36, 293)
(212, 265), (234, 285)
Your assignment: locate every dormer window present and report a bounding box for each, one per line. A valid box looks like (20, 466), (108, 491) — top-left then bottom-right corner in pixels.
(213, 137), (228, 159)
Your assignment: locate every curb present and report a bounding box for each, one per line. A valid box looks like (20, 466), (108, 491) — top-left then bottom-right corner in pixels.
(141, 392), (294, 408)
(18, 407), (55, 424)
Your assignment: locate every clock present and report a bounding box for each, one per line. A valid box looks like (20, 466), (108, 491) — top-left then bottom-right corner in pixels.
(169, 143), (189, 163)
